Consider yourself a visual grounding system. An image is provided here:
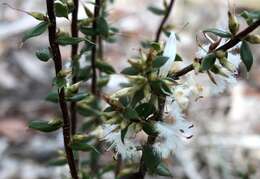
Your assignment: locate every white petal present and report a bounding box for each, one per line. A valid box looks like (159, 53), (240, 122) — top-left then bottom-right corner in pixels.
(159, 32), (177, 77)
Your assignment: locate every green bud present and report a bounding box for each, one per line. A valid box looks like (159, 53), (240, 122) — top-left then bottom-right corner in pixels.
(228, 11), (239, 35)
(28, 12), (47, 21)
(127, 75), (147, 84)
(245, 34), (260, 44)
(193, 59), (201, 73)
(66, 0), (74, 11)
(215, 50), (226, 59)
(57, 69), (72, 78)
(67, 82), (81, 94)
(72, 134), (88, 143)
(128, 59), (143, 70)
(48, 118), (63, 126)
(219, 57), (236, 73)
(111, 87), (137, 99)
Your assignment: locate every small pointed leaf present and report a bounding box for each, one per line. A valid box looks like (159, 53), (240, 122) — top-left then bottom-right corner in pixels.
(36, 48), (52, 62)
(201, 53), (216, 71)
(240, 41), (253, 71)
(203, 28), (232, 38)
(22, 21), (49, 42)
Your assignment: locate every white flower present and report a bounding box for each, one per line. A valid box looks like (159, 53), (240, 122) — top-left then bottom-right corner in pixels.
(154, 115), (193, 158)
(159, 32), (177, 77)
(154, 98), (193, 158)
(101, 124), (141, 160)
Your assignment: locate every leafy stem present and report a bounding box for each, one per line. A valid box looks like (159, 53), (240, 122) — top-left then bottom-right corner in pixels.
(70, 0), (79, 135)
(46, 1), (78, 178)
(138, 0), (176, 178)
(172, 19), (260, 78)
(91, 0), (101, 95)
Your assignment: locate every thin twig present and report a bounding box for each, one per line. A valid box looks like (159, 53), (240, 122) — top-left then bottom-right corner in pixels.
(70, 0), (79, 135)
(155, 0), (176, 42)
(46, 1), (78, 179)
(172, 19), (260, 78)
(90, 0), (101, 95)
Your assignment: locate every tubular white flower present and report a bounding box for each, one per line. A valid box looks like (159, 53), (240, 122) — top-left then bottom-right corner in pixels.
(159, 32), (177, 77)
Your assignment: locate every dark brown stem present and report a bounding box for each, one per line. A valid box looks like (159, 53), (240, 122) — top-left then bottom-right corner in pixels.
(115, 154), (122, 177)
(90, 0), (101, 94)
(46, 1), (78, 179)
(155, 0), (175, 42)
(172, 19), (260, 78)
(70, 0), (79, 135)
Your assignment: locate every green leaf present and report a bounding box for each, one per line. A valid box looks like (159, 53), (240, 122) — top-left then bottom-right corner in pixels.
(54, 0), (69, 18)
(28, 119), (63, 132)
(240, 41), (253, 71)
(201, 53), (216, 71)
(97, 17), (109, 37)
(131, 89), (144, 106)
(45, 90), (59, 103)
(22, 21), (49, 42)
(80, 27), (96, 36)
(135, 103), (155, 119)
(175, 54), (183, 61)
(96, 60), (116, 74)
(241, 11), (260, 22)
(57, 34), (85, 46)
(77, 105), (100, 117)
(156, 163), (172, 177)
(121, 67), (139, 75)
(124, 108), (139, 120)
(67, 92), (89, 102)
(142, 122), (158, 135)
(53, 76), (66, 88)
(152, 56), (169, 68)
(203, 28), (232, 38)
(48, 157), (67, 166)
(148, 6), (165, 16)
(71, 142), (100, 153)
(150, 80), (172, 96)
(36, 48), (51, 62)
(143, 146), (161, 172)
(151, 42), (161, 51)
(121, 124), (130, 144)
(97, 75), (110, 88)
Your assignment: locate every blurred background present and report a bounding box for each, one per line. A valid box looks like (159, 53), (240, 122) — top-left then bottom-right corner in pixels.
(0, 0), (260, 178)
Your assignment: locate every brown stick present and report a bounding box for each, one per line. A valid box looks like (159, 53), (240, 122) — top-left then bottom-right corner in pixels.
(172, 19), (260, 78)
(46, 1), (78, 179)
(155, 0), (176, 42)
(70, 0), (79, 135)
(90, 0), (101, 94)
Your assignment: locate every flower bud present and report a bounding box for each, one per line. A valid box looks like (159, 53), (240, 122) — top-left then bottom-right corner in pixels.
(111, 87), (137, 99)
(57, 69), (72, 78)
(245, 34), (260, 44)
(128, 59), (143, 70)
(127, 75), (147, 84)
(228, 11), (239, 35)
(72, 134), (88, 143)
(48, 118), (63, 126)
(28, 12), (47, 21)
(218, 57), (236, 73)
(215, 50), (226, 59)
(67, 82), (81, 94)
